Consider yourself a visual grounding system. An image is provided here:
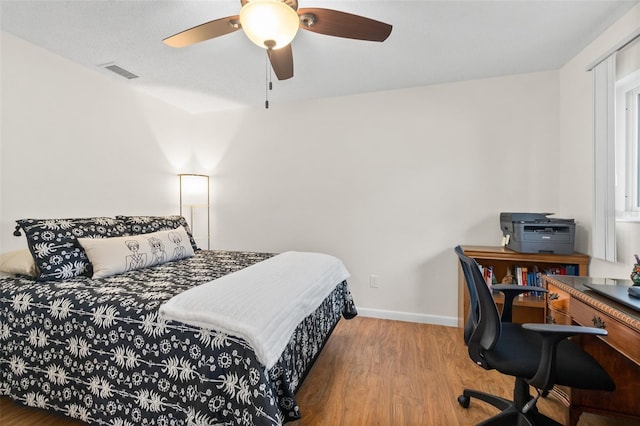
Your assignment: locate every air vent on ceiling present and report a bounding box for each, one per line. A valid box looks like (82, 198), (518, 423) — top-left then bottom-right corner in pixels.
(102, 64), (139, 79)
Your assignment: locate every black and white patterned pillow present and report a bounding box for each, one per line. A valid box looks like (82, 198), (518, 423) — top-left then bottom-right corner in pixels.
(116, 215), (199, 251)
(16, 217), (129, 281)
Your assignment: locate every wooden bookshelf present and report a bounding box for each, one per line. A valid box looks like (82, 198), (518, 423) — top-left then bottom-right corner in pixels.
(457, 245), (589, 327)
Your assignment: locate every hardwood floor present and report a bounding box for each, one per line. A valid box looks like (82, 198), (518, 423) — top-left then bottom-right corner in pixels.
(1, 317), (636, 425)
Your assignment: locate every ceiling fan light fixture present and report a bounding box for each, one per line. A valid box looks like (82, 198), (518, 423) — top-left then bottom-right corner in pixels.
(239, 0), (299, 50)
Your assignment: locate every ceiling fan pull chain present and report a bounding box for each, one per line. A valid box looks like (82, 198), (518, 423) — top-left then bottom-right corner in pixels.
(265, 53), (270, 109)
(265, 49), (275, 109)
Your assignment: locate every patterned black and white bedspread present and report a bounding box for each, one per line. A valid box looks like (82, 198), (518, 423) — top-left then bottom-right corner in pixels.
(0, 250), (357, 425)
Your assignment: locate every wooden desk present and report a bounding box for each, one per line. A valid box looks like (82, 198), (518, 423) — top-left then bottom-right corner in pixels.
(543, 275), (640, 425)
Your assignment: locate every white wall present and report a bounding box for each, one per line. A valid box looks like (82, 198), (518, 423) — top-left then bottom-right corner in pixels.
(0, 32), (210, 251)
(196, 73), (560, 324)
(557, 4), (640, 279)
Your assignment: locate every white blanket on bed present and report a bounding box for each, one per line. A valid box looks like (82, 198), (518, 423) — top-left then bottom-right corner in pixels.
(159, 251), (350, 368)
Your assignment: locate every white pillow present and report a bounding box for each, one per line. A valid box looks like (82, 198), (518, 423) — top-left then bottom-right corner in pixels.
(77, 226), (195, 279)
(0, 248), (38, 277)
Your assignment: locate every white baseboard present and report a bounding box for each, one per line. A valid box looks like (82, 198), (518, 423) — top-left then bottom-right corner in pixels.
(355, 307), (458, 328)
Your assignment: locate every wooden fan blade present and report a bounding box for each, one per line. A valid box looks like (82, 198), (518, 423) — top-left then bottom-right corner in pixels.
(297, 8), (392, 42)
(268, 44), (294, 80)
(163, 15), (240, 48)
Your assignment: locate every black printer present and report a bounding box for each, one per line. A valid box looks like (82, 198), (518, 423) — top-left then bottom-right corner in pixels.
(500, 212), (576, 255)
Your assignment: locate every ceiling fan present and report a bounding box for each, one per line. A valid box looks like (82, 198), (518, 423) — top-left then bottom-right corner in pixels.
(163, 0), (392, 81)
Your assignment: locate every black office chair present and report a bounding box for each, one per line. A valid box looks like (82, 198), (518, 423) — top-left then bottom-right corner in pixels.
(454, 246), (615, 425)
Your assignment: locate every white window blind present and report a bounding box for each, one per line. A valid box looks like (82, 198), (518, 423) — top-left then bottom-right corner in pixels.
(592, 54), (617, 262)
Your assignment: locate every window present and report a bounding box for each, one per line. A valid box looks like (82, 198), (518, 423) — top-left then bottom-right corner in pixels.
(616, 71), (640, 216)
(626, 84), (640, 211)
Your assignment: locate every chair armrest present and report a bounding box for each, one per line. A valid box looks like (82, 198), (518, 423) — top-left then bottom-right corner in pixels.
(521, 323), (608, 390)
(522, 323), (607, 336)
(492, 285), (548, 323)
(492, 284), (547, 294)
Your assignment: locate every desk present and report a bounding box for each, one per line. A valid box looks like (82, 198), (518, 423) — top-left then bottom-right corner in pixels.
(543, 275), (640, 425)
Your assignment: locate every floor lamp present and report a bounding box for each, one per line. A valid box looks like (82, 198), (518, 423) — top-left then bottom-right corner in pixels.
(179, 174), (210, 250)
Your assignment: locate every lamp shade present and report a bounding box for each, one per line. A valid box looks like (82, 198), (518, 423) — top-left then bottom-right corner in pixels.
(239, 0), (300, 49)
(179, 174), (209, 206)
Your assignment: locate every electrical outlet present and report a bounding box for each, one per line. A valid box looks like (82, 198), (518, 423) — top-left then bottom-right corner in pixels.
(369, 275), (379, 288)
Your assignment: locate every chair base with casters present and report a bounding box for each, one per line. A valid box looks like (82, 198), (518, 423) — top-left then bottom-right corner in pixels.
(458, 377), (563, 426)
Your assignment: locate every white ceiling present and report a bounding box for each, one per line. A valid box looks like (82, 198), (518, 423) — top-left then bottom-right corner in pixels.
(1, 1), (638, 113)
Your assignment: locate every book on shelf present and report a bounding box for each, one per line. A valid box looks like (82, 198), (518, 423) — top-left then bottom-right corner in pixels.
(544, 265), (578, 276)
(515, 266), (531, 297)
(530, 266), (542, 297)
(513, 264), (579, 297)
(477, 264), (494, 291)
(477, 261), (579, 298)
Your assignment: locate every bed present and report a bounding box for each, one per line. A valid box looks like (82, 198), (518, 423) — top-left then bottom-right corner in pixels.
(0, 216), (356, 425)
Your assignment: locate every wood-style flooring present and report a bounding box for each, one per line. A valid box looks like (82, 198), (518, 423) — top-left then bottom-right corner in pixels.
(0, 317), (636, 425)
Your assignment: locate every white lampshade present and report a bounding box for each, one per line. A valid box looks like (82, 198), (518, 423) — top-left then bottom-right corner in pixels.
(179, 174), (209, 206)
(239, 0), (300, 49)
